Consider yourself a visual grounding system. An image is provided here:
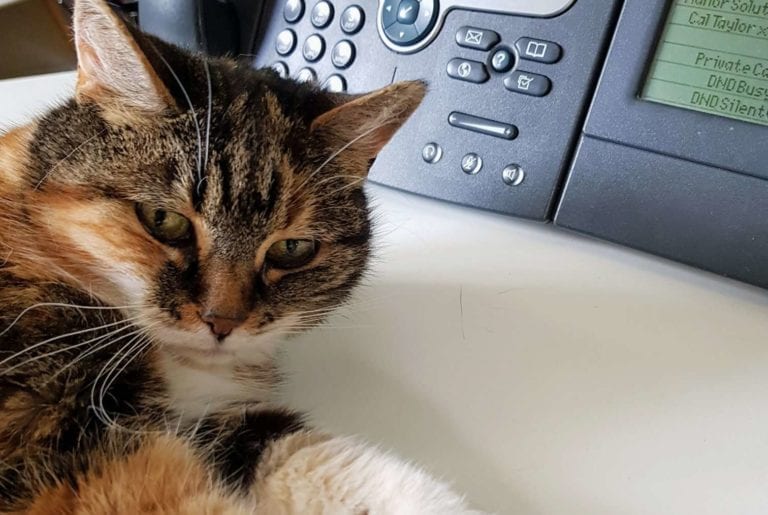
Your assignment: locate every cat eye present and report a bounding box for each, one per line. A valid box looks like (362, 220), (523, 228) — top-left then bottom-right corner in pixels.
(135, 204), (193, 246)
(266, 239), (318, 270)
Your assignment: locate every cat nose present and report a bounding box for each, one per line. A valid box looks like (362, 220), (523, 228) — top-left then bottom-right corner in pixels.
(199, 310), (246, 341)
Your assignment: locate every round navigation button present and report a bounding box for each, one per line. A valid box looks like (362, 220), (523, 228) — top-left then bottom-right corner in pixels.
(422, 142), (443, 164)
(311, 1), (334, 28)
(381, 0), (437, 48)
(396, 0), (419, 25)
(296, 67), (317, 83)
(283, 0), (304, 23)
(502, 164), (525, 186)
(461, 153), (483, 175)
(414, 0), (437, 34)
(331, 40), (355, 69)
(384, 22), (420, 45)
(302, 34), (325, 62)
(341, 5), (365, 34)
(275, 29), (296, 56)
(381, 0), (398, 28)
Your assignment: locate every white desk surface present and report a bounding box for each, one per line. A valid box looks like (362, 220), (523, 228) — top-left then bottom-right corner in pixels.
(2, 72), (768, 515)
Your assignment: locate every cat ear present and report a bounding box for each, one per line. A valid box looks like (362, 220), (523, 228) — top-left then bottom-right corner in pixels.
(309, 81), (427, 171)
(73, 0), (174, 113)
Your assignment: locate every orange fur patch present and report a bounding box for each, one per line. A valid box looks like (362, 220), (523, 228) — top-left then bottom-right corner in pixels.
(25, 437), (249, 515)
(0, 124), (35, 192)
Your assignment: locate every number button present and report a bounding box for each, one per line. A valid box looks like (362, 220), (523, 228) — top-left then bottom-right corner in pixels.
(270, 61), (289, 78)
(275, 29), (296, 56)
(341, 5), (365, 34)
(283, 0), (304, 23)
(296, 68), (317, 83)
(302, 34), (325, 62)
(322, 75), (347, 92)
(331, 40), (356, 69)
(311, 1), (334, 28)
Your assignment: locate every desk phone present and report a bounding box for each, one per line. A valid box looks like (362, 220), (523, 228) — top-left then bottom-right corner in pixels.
(117, 0), (768, 288)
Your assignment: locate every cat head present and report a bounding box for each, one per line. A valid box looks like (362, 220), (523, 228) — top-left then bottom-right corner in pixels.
(14, 0), (425, 364)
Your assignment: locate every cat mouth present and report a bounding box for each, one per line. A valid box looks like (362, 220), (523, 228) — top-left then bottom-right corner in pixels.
(162, 342), (235, 360)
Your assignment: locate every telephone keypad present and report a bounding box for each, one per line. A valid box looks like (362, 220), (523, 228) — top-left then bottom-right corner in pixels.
(273, 1), (366, 88)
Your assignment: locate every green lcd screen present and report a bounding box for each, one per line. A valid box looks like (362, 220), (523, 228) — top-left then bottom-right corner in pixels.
(642, 0), (768, 127)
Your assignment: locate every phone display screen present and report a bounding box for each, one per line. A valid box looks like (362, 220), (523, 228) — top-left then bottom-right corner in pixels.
(642, 0), (768, 127)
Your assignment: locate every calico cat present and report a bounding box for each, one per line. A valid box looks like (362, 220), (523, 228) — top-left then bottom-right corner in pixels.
(0, 0), (481, 513)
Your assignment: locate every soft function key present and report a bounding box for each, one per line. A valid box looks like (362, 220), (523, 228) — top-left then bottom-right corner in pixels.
(504, 71), (552, 97)
(455, 26), (500, 51)
(516, 37), (562, 64)
(447, 58), (489, 84)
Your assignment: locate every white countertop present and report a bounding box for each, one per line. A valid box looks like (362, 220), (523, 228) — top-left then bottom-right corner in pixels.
(2, 72), (768, 515)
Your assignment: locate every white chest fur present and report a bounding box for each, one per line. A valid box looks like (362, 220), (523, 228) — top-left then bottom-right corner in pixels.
(158, 352), (274, 420)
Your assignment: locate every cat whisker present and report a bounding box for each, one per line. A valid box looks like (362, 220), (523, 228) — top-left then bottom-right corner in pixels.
(33, 129), (108, 190)
(0, 314), (145, 371)
(0, 247), (11, 267)
(293, 305), (343, 316)
(2, 321), (140, 376)
(0, 302), (147, 339)
(292, 120), (390, 196)
(203, 59), (213, 173)
(46, 323), (153, 382)
(151, 48), (203, 183)
(96, 335), (155, 429)
(89, 324), (158, 430)
(89, 336), (141, 429)
(311, 176), (367, 204)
